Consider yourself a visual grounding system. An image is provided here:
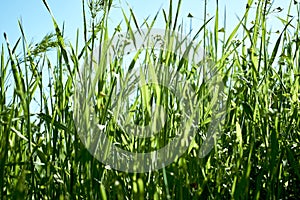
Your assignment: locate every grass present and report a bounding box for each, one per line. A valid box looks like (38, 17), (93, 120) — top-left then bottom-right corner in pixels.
(0, 0), (299, 199)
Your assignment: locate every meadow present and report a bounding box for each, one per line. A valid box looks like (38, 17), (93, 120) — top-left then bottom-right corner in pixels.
(0, 0), (299, 199)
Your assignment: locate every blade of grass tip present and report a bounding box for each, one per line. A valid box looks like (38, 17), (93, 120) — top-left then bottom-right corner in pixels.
(93, 4), (111, 88)
(128, 49), (142, 71)
(224, 0), (253, 49)
(3, 33), (26, 106)
(18, 20), (31, 94)
(42, 0), (54, 16)
(122, 9), (137, 48)
(240, 23), (259, 76)
(240, 7), (249, 65)
(76, 28), (79, 55)
(62, 22), (65, 36)
(82, 0), (87, 43)
(143, 9), (161, 41)
(215, 35), (247, 65)
(12, 38), (21, 55)
(251, 0), (262, 48)
(172, 0), (182, 32)
(69, 43), (80, 83)
(202, 0), (208, 73)
(283, 0), (296, 51)
(0, 47), (12, 109)
(162, 9), (168, 25)
(140, 15), (150, 29)
(42, 0), (71, 76)
(192, 17), (214, 41)
(270, 18), (294, 66)
(214, 0), (219, 61)
(257, 0), (269, 75)
(168, 0), (173, 30)
(0, 45), (4, 95)
(52, 19), (72, 75)
(177, 41), (194, 72)
(221, 6), (227, 55)
(129, 7), (141, 35)
(78, 36), (93, 60)
(89, 16), (113, 104)
(240, 23), (253, 47)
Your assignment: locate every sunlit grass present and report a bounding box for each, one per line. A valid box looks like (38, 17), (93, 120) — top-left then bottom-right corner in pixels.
(0, 0), (299, 199)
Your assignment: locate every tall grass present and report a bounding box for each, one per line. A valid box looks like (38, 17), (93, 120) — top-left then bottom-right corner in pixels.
(0, 0), (299, 199)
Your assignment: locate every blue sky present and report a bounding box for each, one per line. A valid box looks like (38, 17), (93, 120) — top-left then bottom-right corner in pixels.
(0, 0), (82, 46)
(0, 0), (294, 50)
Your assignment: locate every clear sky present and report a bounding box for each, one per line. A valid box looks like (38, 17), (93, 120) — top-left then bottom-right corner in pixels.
(0, 0), (294, 51)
